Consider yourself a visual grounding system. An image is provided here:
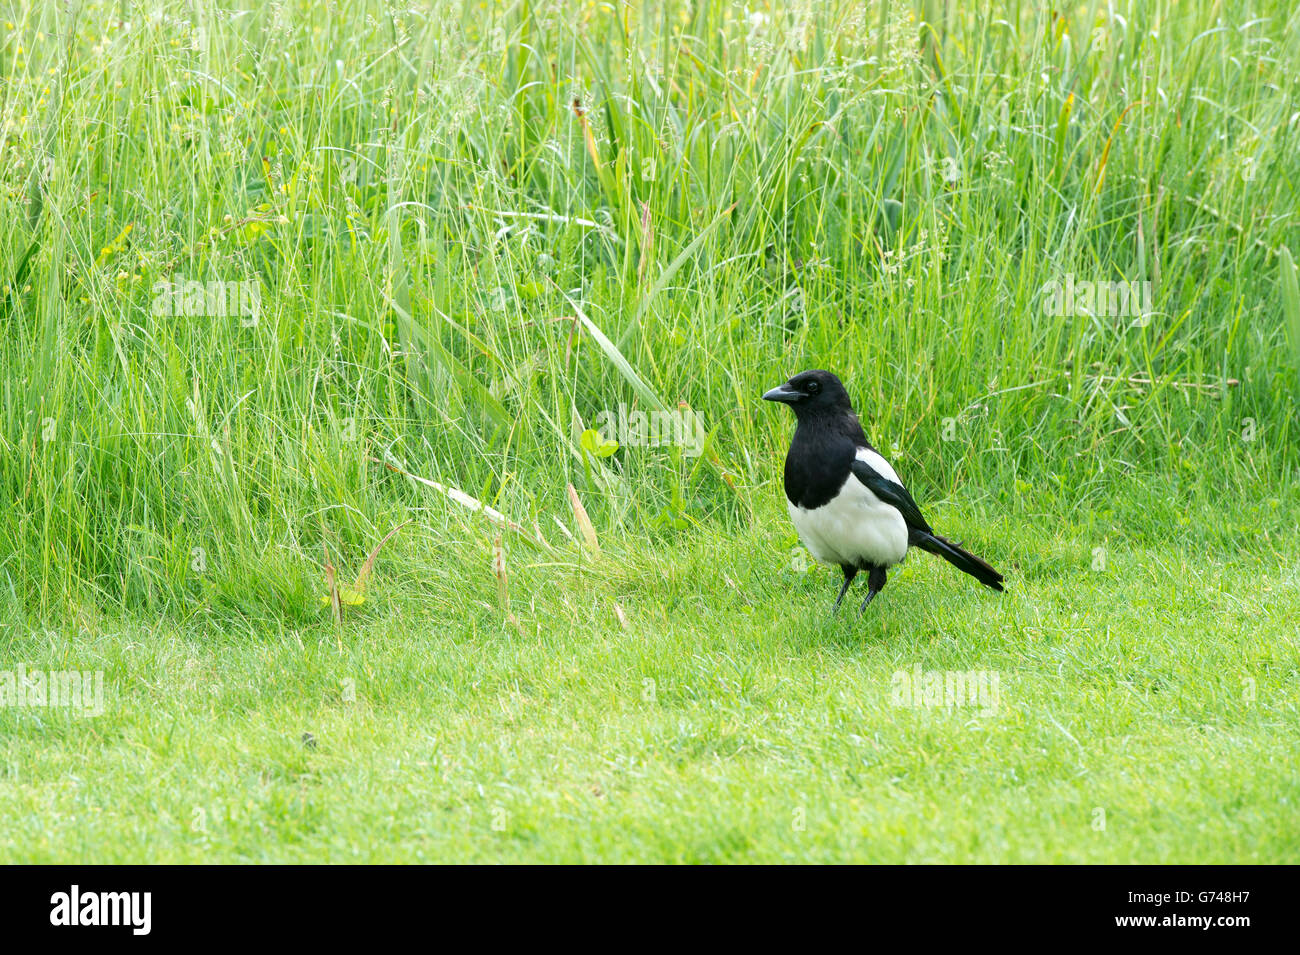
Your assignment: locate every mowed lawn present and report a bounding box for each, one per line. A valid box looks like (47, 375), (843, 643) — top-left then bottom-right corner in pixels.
(3, 493), (1297, 864)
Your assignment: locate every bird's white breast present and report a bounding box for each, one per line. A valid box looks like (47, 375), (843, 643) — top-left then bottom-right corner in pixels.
(788, 448), (909, 568)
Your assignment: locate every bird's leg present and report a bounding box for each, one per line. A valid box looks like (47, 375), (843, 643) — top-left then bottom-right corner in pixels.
(859, 566), (888, 614)
(833, 565), (857, 614)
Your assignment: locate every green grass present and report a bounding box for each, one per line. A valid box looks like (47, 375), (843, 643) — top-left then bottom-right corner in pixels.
(1, 0), (1299, 862)
(3, 502), (1299, 862)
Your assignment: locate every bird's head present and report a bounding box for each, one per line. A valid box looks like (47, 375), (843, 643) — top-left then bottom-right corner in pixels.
(762, 369), (853, 418)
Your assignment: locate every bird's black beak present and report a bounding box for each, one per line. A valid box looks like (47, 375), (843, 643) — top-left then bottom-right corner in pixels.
(762, 383), (802, 404)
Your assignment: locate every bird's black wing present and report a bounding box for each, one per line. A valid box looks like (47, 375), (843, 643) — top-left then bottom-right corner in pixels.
(850, 458), (933, 536)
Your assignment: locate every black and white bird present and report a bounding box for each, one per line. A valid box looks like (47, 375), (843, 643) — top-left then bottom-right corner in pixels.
(764, 369), (1004, 613)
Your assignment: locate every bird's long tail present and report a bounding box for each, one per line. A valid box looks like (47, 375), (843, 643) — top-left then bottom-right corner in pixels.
(911, 530), (1005, 591)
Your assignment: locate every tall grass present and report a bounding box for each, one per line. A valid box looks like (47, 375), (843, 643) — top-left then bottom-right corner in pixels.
(1, 0), (1297, 622)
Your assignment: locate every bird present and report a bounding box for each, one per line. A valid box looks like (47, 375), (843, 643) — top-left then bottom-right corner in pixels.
(763, 369), (1004, 614)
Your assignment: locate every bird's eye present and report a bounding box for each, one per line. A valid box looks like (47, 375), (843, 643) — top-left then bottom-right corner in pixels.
(806, 381), (821, 395)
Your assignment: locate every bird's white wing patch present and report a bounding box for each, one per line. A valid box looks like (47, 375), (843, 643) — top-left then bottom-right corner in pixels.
(855, 446), (903, 486)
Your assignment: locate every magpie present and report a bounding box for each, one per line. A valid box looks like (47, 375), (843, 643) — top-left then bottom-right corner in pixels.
(764, 369), (1004, 613)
